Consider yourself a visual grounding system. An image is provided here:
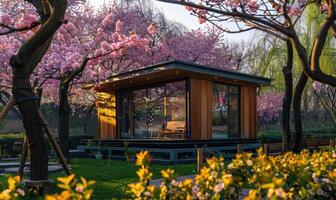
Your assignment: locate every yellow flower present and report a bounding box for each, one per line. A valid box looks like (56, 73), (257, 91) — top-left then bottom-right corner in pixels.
(128, 182), (145, 197)
(136, 151), (151, 166)
(182, 178), (193, 187)
(222, 174), (232, 186)
(161, 169), (175, 180)
(244, 189), (259, 200)
(7, 176), (17, 191)
(0, 189), (11, 200)
(137, 166), (152, 181)
(57, 174), (75, 185)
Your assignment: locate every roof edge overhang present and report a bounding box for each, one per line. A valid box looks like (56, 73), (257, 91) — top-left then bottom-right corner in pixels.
(93, 60), (272, 91)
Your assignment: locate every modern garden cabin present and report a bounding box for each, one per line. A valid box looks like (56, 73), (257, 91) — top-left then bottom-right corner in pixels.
(95, 61), (271, 141)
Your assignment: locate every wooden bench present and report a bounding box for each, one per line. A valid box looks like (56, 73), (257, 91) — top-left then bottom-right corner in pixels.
(303, 138), (333, 150)
(263, 143), (283, 156)
(159, 121), (186, 139)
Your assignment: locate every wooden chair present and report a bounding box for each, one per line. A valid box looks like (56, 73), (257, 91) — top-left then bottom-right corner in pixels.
(159, 121), (186, 139)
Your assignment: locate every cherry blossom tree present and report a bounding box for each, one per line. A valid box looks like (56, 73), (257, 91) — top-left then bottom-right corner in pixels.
(35, 10), (150, 158)
(257, 92), (284, 127)
(0, 0), (69, 181)
(90, 1), (237, 76)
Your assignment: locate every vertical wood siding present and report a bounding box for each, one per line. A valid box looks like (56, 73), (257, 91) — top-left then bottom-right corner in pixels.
(97, 90), (117, 140)
(190, 78), (212, 140)
(240, 86), (257, 139)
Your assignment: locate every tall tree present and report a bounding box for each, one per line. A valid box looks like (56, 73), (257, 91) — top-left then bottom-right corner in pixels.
(6, 0), (67, 181)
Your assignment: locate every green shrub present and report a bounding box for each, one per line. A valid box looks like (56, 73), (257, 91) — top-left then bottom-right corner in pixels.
(257, 128), (336, 143)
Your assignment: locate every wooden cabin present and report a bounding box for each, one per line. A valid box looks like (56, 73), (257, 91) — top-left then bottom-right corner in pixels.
(94, 61), (271, 141)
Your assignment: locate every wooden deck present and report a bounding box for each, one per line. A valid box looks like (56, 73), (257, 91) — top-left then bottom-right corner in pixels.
(80, 138), (260, 148)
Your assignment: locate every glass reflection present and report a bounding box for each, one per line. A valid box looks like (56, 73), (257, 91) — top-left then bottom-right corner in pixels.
(212, 83), (240, 139)
(119, 80), (187, 140)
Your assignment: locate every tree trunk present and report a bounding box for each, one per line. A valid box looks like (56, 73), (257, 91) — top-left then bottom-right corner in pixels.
(292, 72), (308, 151)
(282, 41), (294, 151)
(58, 82), (70, 160)
(12, 77), (48, 180)
(57, 58), (89, 159)
(9, 0), (68, 182)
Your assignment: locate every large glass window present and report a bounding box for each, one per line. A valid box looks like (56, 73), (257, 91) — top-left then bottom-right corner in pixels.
(119, 80), (187, 140)
(212, 83), (240, 139)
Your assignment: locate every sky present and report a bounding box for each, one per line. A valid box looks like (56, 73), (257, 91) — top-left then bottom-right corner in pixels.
(90, 0), (256, 43)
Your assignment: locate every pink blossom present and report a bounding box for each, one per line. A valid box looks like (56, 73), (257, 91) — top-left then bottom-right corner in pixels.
(313, 81), (323, 92)
(257, 92), (284, 122)
(115, 20), (123, 32)
(64, 22), (78, 34)
(147, 23), (157, 35)
(225, 0), (233, 7)
(321, 3), (328, 13)
(185, 6), (193, 11)
(0, 13), (12, 25)
(24, 13), (38, 24)
(96, 28), (105, 41)
(101, 41), (112, 52)
(94, 48), (104, 57)
(75, 185), (84, 193)
(102, 13), (113, 26)
(129, 33), (139, 43)
(247, 0), (259, 13)
(197, 9), (207, 24)
(288, 4), (302, 16)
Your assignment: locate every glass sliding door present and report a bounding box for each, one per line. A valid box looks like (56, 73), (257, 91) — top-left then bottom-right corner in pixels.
(212, 83), (240, 139)
(165, 81), (187, 139)
(119, 92), (131, 138)
(133, 89), (148, 138)
(118, 80), (187, 140)
(147, 87), (165, 138)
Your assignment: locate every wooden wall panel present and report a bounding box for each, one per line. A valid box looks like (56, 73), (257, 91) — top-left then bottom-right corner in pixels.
(190, 78), (212, 140)
(97, 90), (117, 140)
(240, 86), (257, 139)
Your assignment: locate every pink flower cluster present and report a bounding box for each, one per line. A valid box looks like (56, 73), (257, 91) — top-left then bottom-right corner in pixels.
(312, 81), (323, 92)
(147, 23), (157, 35)
(257, 92), (284, 122)
(0, 13), (12, 24)
(287, 3), (302, 16)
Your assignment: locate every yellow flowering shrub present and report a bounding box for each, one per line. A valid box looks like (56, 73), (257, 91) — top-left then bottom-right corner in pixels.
(0, 175), (25, 200)
(0, 174), (95, 200)
(128, 151), (156, 200)
(45, 174), (95, 200)
(129, 147), (336, 200)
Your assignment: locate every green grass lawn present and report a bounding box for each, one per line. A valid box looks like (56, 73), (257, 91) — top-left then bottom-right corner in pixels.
(52, 159), (196, 200)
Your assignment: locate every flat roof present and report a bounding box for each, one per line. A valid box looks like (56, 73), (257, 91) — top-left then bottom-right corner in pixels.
(96, 60), (271, 90)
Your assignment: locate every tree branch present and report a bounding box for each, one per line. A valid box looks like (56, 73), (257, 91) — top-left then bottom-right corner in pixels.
(0, 21), (40, 36)
(156, 0), (292, 36)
